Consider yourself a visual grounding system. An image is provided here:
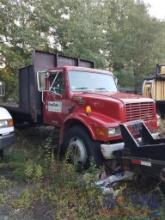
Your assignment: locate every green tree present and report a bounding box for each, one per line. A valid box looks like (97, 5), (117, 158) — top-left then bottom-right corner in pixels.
(1, 0), (165, 95)
(104, 0), (165, 90)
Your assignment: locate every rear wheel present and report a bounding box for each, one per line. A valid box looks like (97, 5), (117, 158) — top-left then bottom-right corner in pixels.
(63, 126), (103, 171)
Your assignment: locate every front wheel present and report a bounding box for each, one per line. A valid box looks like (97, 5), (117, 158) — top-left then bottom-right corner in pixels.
(62, 126), (103, 171)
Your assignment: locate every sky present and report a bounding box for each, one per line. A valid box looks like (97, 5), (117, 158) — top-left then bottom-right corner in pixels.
(143, 0), (165, 20)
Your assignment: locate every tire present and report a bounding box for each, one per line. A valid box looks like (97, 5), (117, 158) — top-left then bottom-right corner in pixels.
(62, 126), (103, 171)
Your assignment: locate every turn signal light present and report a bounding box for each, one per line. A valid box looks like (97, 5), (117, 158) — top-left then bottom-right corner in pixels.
(85, 105), (92, 114)
(8, 119), (14, 127)
(95, 127), (107, 137)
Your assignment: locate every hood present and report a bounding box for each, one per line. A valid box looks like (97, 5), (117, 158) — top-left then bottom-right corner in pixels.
(73, 91), (153, 104)
(0, 107), (12, 120)
(0, 107), (14, 135)
(103, 92), (153, 104)
(72, 91), (155, 122)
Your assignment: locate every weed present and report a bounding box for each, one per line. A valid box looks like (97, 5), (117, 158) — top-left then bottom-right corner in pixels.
(0, 176), (11, 206)
(1, 127), (165, 220)
(12, 187), (33, 210)
(0, 193), (8, 205)
(0, 176), (13, 191)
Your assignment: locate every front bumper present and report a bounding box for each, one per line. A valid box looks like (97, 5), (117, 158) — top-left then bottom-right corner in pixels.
(101, 142), (124, 159)
(101, 132), (159, 160)
(0, 133), (15, 150)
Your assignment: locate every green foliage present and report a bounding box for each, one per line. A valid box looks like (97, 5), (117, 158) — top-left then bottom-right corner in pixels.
(0, 193), (8, 205)
(114, 69), (134, 88)
(12, 188), (33, 210)
(0, 176), (13, 205)
(104, 0), (165, 89)
(0, 129), (165, 220)
(9, 155), (43, 181)
(0, 176), (13, 191)
(24, 160), (43, 181)
(1, 0), (165, 94)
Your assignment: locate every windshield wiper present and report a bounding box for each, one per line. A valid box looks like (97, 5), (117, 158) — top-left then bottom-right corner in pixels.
(95, 87), (108, 91)
(74, 87), (93, 92)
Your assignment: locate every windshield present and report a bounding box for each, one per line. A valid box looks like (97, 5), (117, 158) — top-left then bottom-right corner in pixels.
(68, 70), (117, 92)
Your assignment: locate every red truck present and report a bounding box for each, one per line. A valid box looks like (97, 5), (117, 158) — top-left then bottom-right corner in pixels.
(3, 51), (158, 169)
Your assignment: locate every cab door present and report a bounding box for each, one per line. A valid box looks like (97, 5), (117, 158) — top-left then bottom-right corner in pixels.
(43, 71), (68, 126)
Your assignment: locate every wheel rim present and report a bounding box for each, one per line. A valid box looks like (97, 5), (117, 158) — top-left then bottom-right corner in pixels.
(66, 137), (88, 168)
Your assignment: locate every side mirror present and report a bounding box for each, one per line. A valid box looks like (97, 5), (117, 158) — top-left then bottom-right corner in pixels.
(37, 71), (49, 92)
(0, 81), (5, 96)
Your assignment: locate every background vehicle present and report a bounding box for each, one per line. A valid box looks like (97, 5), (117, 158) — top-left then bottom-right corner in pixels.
(2, 51), (158, 169)
(0, 81), (15, 156)
(143, 64), (165, 118)
(114, 120), (165, 185)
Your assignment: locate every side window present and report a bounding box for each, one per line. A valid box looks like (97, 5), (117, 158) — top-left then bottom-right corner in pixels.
(49, 72), (65, 95)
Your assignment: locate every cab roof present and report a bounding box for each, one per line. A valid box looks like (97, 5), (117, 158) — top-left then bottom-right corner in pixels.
(48, 66), (113, 75)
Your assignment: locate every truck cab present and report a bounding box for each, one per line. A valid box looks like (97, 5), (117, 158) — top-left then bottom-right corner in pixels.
(0, 81), (15, 156)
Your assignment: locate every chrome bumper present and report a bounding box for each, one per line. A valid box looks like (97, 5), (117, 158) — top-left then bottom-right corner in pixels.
(101, 142), (124, 159)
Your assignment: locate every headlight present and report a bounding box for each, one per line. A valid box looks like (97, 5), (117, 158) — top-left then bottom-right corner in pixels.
(108, 127), (121, 136)
(0, 119), (13, 128)
(0, 120), (8, 128)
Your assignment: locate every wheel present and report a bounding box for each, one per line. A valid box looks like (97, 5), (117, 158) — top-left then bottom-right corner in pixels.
(62, 126), (103, 171)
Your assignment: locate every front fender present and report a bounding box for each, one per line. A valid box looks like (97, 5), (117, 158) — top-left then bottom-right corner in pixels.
(60, 111), (120, 144)
(62, 112), (96, 140)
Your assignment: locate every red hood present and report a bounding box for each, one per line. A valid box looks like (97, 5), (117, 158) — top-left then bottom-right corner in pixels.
(103, 92), (153, 103)
(73, 91), (153, 104)
(72, 91), (155, 123)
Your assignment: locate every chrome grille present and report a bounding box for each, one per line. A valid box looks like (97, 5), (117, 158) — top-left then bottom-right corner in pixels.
(125, 102), (155, 122)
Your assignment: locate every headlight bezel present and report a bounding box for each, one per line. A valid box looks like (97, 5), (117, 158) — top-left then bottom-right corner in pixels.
(108, 126), (121, 136)
(0, 119), (13, 128)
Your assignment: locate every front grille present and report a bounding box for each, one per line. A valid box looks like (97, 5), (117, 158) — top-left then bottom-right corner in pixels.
(125, 102), (155, 122)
